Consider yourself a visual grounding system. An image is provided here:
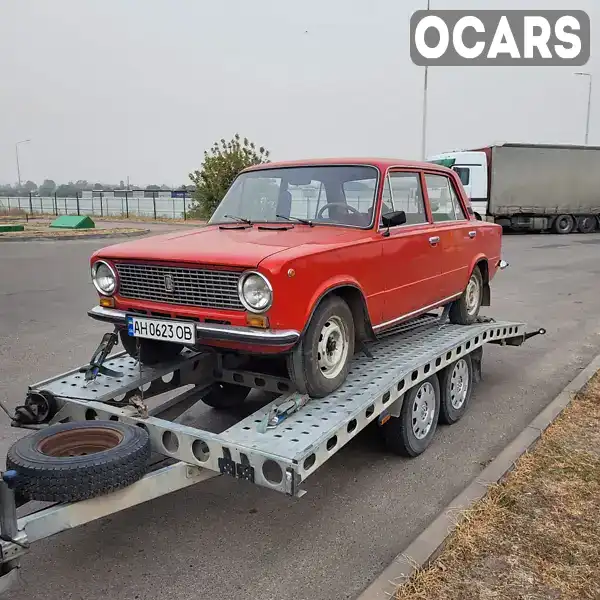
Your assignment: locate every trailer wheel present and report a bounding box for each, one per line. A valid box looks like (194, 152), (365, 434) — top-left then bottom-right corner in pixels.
(439, 355), (473, 425)
(119, 329), (182, 365)
(202, 382), (251, 410)
(7, 420), (151, 503)
(449, 267), (483, 325)
(577, 215), (597, 234)
(382, 375), (440, 457)
(552, 214), (575, 234)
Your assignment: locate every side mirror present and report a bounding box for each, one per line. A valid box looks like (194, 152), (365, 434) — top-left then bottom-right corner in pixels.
(381, 210), (407, 228)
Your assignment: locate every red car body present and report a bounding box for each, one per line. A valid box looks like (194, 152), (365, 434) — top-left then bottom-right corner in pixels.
(88, 158), (503, 357)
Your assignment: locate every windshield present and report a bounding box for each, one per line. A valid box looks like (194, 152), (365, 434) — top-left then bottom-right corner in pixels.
(208, 165), (379, 228)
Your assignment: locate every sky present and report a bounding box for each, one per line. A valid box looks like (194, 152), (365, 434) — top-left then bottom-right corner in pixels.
(1, 0), (598, 187)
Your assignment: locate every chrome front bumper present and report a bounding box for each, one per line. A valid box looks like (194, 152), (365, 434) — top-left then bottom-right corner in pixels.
(88, 305), (300, 347)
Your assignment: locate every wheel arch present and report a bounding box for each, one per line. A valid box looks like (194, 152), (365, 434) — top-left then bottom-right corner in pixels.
(471, 255), (491, 307)
(300, 283), (375, 344)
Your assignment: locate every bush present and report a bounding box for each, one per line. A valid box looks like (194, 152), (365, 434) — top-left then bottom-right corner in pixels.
(188, 134), (270, 219)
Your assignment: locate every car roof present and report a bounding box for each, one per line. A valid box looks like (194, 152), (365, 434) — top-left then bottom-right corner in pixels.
(242, 157), (452, 173)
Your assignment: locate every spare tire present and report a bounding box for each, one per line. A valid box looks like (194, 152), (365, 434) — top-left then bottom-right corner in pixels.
(7, 420), (151, 503)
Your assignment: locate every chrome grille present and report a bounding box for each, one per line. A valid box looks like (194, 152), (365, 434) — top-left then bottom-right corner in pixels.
(115, 263), (243, 311)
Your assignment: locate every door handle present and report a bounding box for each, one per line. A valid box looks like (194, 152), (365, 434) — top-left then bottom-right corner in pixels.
(468, 230), (477, 238)
(428, 236), (440, 246)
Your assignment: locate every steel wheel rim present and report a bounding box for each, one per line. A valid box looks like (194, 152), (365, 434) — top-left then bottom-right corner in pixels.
(411, 382), (436, 440)
(37, 427), (123, 458)
(317, 316), (349, 380)
(450, 359), (469, 409)
(465, 274), (480, 316)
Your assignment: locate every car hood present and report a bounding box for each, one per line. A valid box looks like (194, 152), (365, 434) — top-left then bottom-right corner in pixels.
(93, 224), (370, 268)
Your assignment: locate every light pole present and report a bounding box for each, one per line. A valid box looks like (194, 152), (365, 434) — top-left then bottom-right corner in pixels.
(420, 0), (431, 160)
(15, 139), (31, 187)
(574, 72), (592, 145)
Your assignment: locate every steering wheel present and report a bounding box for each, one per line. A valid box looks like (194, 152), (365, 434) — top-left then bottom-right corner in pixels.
(316, 203), (361, 219)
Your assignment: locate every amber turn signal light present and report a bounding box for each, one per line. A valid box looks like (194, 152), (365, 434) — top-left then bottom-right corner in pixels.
(99, 297), (115, 308)
(246, 313), (269, 328)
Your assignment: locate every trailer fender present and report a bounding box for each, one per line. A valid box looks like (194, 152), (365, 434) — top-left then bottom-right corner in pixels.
(386, 393), (405, 419)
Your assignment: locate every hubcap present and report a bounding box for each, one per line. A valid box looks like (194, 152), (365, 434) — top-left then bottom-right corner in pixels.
(450, 359), (469, 410)
(317, 316), (349, 380)
(465, 274), (480, 316)
(411, 382), (436, 440)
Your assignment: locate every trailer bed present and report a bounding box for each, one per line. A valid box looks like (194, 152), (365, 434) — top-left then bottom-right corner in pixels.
(25, 317), (528, 496)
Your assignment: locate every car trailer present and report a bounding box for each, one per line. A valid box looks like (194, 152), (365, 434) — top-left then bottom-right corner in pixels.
(0, 311), (545, 594)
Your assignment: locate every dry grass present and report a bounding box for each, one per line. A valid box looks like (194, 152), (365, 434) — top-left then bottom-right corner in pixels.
(0, 223), (147, 239)
(395, 374), (600, 600)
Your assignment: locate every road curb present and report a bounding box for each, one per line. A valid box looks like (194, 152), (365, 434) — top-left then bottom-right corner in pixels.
(0, 229), (150, 242)
(356, 352), (600, 600)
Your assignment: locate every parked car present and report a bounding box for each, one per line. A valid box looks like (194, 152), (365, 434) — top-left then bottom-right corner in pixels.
(88, 158), (505, 401)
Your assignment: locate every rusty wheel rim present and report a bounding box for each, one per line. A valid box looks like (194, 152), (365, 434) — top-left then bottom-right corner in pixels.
(37, 427), (124, 458)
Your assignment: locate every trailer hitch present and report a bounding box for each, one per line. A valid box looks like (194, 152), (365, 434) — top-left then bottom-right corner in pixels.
(490, 327), (546, 347)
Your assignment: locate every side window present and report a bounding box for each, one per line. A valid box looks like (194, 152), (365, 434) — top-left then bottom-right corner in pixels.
(381, 176), (393, 212)
(386, 172), (427, 226)
(449, 181), (466, 220)
(424, 174), (465, 222)
(453, 167), (470, 186)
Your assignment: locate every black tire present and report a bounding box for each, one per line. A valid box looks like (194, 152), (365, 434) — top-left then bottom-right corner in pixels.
(287, 296), (355, 398)
(449, 267), (483, 325)
(577, 215), (597, 234)
(552, 214), (575, 234)
(439, 354), (473, 425)
(202, 382), (251, 410)
(119, 328), (183, 365)
(7, 420), (151, 503)
(382, 375), (440, 457)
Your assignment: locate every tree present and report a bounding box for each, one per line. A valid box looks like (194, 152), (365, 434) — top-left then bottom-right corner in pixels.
(188, 134), (270, 219)
(23, 180), (37, 193)
(38, 179), (56, 196)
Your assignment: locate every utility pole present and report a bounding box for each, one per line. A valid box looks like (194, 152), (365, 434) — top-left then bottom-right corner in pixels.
(575, 72), (593, 145)
(420, 0), (431, 160)
(15, 139), (31, 187)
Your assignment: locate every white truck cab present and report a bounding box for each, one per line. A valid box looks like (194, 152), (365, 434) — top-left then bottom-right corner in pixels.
(427, 150), (488, 220)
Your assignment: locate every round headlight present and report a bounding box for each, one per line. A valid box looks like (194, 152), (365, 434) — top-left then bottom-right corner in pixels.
(239, 272), (272, 312)
(91, 260), (117, 295)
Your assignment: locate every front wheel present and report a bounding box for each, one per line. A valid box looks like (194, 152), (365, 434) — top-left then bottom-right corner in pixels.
(449, 267), (483, 325)
(287, 296), (355, 398)
(201, 382), (251, 410)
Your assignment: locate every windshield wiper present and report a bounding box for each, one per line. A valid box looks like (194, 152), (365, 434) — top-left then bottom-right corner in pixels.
(276, 214), (314, 227)
(223, 215), (253, 225)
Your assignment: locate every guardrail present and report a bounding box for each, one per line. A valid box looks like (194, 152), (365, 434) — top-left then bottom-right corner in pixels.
(0, 191), (195, 221)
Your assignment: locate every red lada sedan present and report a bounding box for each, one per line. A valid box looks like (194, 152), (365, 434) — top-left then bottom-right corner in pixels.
(89, 158), (504, 400)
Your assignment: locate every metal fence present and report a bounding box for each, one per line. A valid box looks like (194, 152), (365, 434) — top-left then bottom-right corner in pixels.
(0, 190), (196, 220)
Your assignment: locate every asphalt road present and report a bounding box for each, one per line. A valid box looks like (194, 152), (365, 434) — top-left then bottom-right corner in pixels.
(1, 231), (600, 600)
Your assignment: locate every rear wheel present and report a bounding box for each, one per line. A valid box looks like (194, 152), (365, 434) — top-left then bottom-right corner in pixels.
(577, 215), (597, 234)
(552, 214), (575, 234)
(449, 267), (483, 325)
(439, 355), (473, 425)
(201, 382), (251, 410)
(287, 296), (355, 398)
(382, 375), (441, 457)
(119, 329), (183, 365)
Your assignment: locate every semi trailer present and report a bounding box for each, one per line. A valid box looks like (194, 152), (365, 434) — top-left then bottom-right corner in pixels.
(428, 142), (600, 233)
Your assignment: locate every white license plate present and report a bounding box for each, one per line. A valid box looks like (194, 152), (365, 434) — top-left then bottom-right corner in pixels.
(127, 316), (196, 345)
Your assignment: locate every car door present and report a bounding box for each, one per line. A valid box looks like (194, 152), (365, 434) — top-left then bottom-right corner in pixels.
(422, 171), (474, 298)
(379, 170), (443, 327)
